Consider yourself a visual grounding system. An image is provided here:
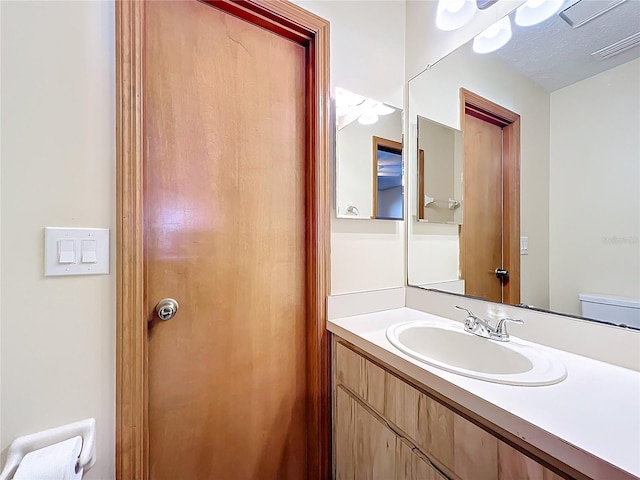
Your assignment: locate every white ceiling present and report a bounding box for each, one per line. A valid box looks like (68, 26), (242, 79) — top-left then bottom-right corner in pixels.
(491, 0), (640, 91)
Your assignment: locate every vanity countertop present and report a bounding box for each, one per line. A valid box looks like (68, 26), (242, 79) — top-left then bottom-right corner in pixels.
(328, 307), (640, 480)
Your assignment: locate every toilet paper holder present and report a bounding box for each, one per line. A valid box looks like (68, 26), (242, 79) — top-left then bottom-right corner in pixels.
(0, 418), (96, 480)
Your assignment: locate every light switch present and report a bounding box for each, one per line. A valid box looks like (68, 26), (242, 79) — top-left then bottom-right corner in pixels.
(58, 239), (76, 264)
(520, 236), (529, 255)
(45, 227), (109, 276)
(81, 240), (98, 263)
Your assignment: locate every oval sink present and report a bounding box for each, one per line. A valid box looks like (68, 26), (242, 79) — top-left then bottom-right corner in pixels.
(386, 321), (566, 386)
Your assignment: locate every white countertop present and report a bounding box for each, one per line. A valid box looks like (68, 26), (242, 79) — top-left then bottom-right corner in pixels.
(328, 307), (640, 480)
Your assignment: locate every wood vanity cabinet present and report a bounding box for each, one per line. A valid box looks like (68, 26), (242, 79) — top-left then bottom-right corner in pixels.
(333, 340), (567, 480)
(336, 387), (442, 479)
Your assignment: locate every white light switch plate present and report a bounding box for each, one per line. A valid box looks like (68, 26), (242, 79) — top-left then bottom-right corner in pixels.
(44, 227), (110, 276)
(520, 236), (529, 255)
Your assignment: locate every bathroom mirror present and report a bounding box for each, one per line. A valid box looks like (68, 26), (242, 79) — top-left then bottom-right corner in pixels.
(335, 88), (404, 220)
(416, 116), (463, 224)
(408, 0), (640, 328)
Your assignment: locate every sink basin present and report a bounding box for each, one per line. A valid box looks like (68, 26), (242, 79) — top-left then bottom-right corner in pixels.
(386, 321), (567, 386)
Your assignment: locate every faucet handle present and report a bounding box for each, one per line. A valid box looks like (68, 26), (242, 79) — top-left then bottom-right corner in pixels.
(495, 317), (524, 336)
(455, 305), (476, 318)
(455, 306), (481, 332)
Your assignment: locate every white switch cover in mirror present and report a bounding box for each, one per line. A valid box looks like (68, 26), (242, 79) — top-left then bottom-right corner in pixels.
(44, 227), (109, 276)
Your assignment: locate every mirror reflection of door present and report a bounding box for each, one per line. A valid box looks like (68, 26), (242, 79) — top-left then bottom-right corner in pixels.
(372, 136), (403, 220)
(460, 89), (521, 305)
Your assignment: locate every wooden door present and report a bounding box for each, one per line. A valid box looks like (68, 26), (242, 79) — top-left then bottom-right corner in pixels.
(116, 1), (331, 479)
(459, 89), (521, 305)
(462, 113), (504, 302)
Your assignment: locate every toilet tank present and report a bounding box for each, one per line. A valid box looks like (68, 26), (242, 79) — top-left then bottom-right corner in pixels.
(579, 293), (640, 329)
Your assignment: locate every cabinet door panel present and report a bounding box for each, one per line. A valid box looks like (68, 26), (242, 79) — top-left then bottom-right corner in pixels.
(417, 391), (455, 469)
(336, 385), (357, 480)
(453, 415), (498, 479)
(498, 442), (565, 480)
(385, 373), (455, 469)
(336, 343), (386, 413)
(336, 386), (396, 479)
(396, 440), (413, 480)
(499, 441), (545, 479)
(413, 452), (446, 480)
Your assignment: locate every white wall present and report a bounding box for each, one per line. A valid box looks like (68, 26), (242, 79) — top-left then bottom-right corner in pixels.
(549, 59), (640, 316)
(407, 44), (551, 308)
(291, 1), (407, 294)
(336, 109), (402, 218)
(0, 2), (115, 478)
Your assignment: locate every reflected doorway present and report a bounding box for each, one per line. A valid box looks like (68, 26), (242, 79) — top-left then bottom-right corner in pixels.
(460, 89), (521, 304)
(373, 136), (403, 220)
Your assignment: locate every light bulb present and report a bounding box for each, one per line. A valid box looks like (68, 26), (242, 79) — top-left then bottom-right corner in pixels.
(436, 0), (476, 31)
(472, 16), (512, 54)
(515, 0), (564, 27)
(446, 0), (466, 13)
(484, 23), (502, 39)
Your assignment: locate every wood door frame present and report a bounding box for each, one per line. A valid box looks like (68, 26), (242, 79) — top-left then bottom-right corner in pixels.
(371, 136), (403, 219)
(459, 88), (521, 305)
(115, 2), (331, 479)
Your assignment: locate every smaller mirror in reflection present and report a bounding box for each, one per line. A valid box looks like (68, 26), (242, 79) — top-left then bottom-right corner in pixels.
(335, 87), (403, 220)
(417, 115), (463, 225)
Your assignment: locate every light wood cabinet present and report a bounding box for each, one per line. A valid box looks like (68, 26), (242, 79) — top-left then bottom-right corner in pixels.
(334, 340), (567, 480)
(335, 385), (444, 480)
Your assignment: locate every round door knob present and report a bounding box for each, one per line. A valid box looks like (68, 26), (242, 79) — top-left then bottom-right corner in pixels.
(156, 298), (179, 321)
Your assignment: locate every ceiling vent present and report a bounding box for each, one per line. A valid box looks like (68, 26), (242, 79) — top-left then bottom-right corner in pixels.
(559, 0), (627, 28)
(591, 31), (640, 60)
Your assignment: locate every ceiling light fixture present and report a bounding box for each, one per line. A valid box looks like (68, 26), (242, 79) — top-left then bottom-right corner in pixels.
(436, 0), (477, 31)
(515, 0), (564, 27)
(357, 111), (379, 125)
(472, 16), (512, 53)
(476, 0), (500, 9)
(336, 88), (398, 128)
(373, 103), (395, 116)
(335, 88), (365, 109)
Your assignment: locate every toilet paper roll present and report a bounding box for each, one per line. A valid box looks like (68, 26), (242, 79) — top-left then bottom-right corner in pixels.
(13, 436), (83, 480)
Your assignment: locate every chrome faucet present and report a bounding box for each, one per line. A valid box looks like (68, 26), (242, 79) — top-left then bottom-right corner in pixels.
(455, 306), (523, 342)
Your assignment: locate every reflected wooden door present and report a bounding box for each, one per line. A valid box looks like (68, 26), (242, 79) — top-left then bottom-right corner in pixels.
(462, 113), (504, 302)
(460, 89), (520, 305)
(127, 1), (329, 478)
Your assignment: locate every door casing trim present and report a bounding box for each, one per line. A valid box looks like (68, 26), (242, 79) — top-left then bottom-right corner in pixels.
(115, 1), (331, 478)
